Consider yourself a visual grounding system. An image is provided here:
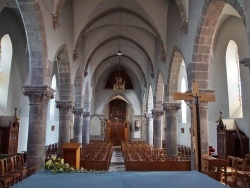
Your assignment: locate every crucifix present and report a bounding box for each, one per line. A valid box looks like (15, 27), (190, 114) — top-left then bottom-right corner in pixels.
(173, 82), (215, 172)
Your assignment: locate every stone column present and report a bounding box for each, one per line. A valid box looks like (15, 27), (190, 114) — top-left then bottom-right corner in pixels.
(163, 102), (181, 157)
(23, 85), (54, 171)
(199, 89), (215, 156)
(145, 113), (153, 147)
(82, 111), (91, 145)
(56, 101), (74, 154)
(152, 109), (164, 148)
(73, 108), (84, 143)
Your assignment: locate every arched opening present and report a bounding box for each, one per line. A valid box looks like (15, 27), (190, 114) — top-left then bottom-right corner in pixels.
(105, 68), (133, 89)
(107, 98), (128, 146)
(49, 75), (57, 120)
(0, 34), (13, 112)
(226, 40), (242, 118)
(181, 77), (187, 123)
(177, 60), (190, 147)
(46, 74), (59, 145)
(155, 73), (164, 109)
(147, 85), (154, 113)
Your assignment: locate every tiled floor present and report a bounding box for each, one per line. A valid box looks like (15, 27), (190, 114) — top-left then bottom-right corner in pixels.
(109, 146), (125, 172)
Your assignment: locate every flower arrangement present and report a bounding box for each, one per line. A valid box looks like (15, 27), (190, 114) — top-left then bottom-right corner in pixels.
(45, 155), (75, 174)
(45, 155), (107, 174)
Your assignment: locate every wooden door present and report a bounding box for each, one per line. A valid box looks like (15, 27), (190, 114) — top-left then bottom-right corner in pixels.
(110, 122), (125, 146)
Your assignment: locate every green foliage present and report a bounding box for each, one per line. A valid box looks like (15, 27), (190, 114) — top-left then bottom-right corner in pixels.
(45, 155), (75, 174)
(45, 155), (108, 175)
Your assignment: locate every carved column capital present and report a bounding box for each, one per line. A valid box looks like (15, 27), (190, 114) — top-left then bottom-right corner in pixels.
(83, 111), (91, 117)
(56, 101), (74, 114)
(73, 108), (84, 116)
(145, 113), (153, 119)
(151, 109), (164, 117)
(23, 85), (55, 105)
(163, 102), (181, 114)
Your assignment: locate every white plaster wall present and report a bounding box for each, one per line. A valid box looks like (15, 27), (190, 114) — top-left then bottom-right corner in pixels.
(178, 122), (191, 147)
(166, 0), (205, 73)
(209, 16), (250, 145)
(0, 9), (30, 152)
(39, 0), (74, 83)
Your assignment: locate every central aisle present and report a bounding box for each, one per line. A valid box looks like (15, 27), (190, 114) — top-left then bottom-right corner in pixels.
(109, 146), (125, 172)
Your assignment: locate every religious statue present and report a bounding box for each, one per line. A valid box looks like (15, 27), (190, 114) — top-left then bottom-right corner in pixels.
(134, 120), (140, 131)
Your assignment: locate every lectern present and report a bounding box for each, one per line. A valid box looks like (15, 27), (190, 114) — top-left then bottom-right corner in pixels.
(61, 143), (81, 170)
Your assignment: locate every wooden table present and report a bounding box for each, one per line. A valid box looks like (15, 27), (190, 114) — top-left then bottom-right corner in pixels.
(202, 154), (227, 185)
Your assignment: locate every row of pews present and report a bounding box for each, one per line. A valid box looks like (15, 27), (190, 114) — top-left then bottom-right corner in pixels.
(0, 153), (35, 188)
(121, 141), (191, 171)
(45, 143), (58, 156)
(178, 144), (191, 160)
(80, 141), (113, 171)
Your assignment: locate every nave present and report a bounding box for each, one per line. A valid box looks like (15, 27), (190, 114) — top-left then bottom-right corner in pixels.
(109, 146), (125, 172)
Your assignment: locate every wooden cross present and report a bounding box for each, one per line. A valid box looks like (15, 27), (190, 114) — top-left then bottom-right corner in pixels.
(173, 82), (215, 172)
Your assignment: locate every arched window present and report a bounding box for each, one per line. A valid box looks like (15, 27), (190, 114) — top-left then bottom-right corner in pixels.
(49, 75), (57, 120)
(181, 77), (187, 123)
(147, 85), (154, 113)
(226, 40), (242, 118)
(177, 60), (188, 123)
(0, 34), (13, 110)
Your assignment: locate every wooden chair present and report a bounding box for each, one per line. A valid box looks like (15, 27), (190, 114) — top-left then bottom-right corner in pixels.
(220, 155), (237, 184)
(6, 157), (22, 183)
(16, 154), (29, 180)
(233, 157), (250, 186)
(0, 159), (14, 188)
(17, 154), (36, 177)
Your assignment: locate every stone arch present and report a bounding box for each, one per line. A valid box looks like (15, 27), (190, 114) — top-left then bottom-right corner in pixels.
(84, 35), (154, 78)
(103, 93), (136, 115)
(175, 0), (189, 33)
(166, 46), (185, 101)
(155, 72), (164, 109)
(56, 44), (72, 100)
(188, 0), (245, 89)
(17, 0), (48, 85)
(91, 54), (147, 85)
(74, 68), (83, 108)
(74, 7), (166, 61)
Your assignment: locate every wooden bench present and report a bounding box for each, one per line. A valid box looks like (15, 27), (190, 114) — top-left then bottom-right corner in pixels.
(126, 160), (191, 171)
(80, 141), (113, 171)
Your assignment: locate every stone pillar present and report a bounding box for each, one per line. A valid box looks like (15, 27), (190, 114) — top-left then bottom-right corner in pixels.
(82, 111), (91, 145)
(163, 102), (181, 157)
(23, 85), (54, 171)
(73, 108), (84, 143)
(152, 109), (164, 148)
(56, 101), (74, 154)
(199, 89), (215, 156)
(145, 113), (153, 147)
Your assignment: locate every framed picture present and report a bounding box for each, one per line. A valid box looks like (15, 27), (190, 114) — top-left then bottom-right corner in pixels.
(181, 128), (184, 133)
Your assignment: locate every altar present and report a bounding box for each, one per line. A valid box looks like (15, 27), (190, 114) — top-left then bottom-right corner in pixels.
(13, 170), (226, 188)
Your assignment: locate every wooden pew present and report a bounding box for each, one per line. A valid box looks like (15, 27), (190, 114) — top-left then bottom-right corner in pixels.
(80, 141), (113, 171)
(126, 160), (191, 171)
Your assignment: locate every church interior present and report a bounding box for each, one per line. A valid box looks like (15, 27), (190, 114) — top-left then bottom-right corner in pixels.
(0, 0), (250, 187)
